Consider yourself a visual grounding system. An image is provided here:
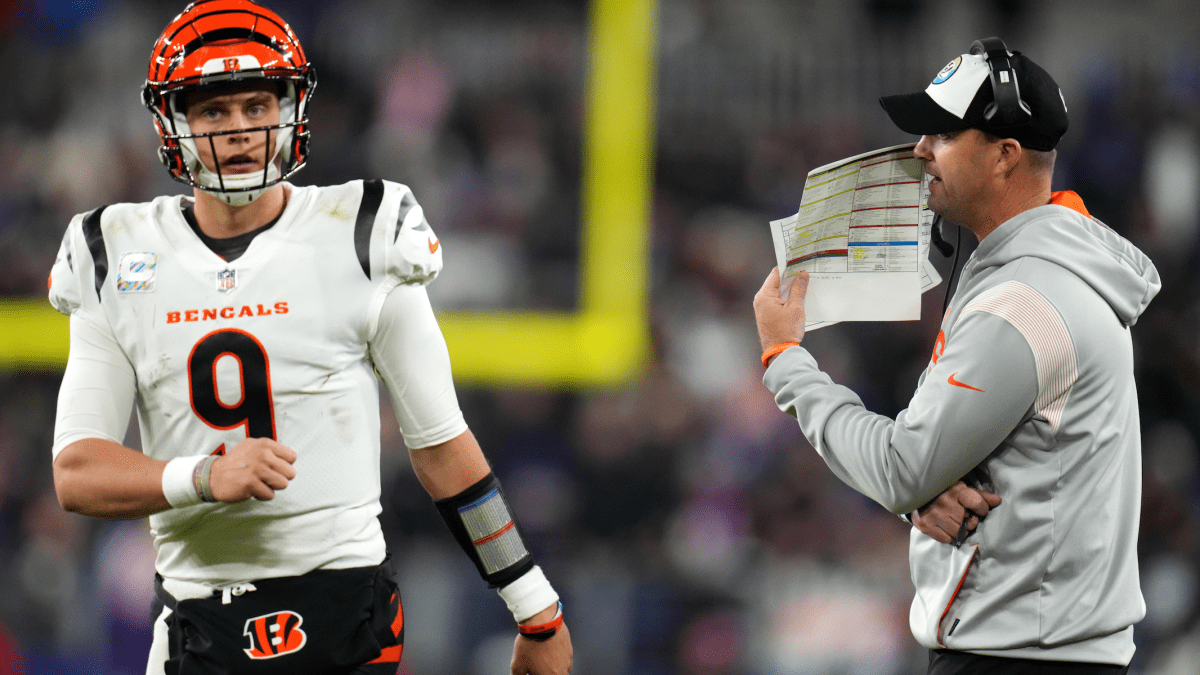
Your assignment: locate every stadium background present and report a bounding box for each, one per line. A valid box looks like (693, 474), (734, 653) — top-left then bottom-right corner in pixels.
(1, 0), (1199, 672)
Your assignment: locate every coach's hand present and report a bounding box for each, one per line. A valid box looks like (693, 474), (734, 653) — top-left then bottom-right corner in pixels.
(912, 481), (1002, 545)
(511, 605), (573, 675)
(210, 438), (298, 502)
(754, 268), (810, 357)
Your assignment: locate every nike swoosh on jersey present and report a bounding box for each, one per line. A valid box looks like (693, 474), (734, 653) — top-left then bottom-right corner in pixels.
(947, 372), (984, 392)
(428, 238), (439, 253)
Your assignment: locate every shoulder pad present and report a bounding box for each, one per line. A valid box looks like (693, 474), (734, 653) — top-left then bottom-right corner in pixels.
(358, 180), (442, 286)
(48, 206), (109, 315)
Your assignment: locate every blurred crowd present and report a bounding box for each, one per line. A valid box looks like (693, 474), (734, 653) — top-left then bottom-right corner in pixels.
(2, 0), (1199, 673)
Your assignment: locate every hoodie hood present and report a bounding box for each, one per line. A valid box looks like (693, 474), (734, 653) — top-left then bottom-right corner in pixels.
(968, 195), (1160, 327)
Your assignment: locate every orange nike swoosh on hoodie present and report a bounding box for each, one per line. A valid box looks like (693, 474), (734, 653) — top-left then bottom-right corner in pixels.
(947, 372), (984, 392)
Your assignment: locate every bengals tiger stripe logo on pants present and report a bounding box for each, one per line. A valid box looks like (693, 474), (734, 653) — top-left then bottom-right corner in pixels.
(243, 611), (308, 659)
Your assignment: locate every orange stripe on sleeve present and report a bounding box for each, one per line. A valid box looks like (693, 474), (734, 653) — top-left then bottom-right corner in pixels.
(471, 520), (515, 546)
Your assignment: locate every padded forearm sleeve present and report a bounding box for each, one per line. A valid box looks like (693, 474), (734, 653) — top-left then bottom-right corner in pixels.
(435, 473), (535, 588)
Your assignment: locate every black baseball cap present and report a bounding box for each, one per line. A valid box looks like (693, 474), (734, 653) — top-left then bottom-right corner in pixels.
(879, 40), (1069, 151)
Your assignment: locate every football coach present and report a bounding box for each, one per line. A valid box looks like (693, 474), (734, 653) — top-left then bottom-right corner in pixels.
(753, 39), (1161, 674)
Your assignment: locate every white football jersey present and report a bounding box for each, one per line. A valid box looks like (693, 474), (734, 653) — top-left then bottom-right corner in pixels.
(49, 180), (454, 585)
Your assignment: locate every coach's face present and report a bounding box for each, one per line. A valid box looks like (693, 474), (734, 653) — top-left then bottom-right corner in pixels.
(914, 129), (998, 232)
(184, 81), (281, 175)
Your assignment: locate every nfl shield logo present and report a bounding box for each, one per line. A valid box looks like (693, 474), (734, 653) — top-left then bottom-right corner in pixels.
(216, 269), (237, 292)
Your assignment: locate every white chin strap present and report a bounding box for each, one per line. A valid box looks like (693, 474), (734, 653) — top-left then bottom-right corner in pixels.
(170, 91), (297, 207)
(193, 161), (281, 207)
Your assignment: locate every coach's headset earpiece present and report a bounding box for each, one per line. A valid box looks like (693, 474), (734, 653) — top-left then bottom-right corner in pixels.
(970, 37), (1032, 129)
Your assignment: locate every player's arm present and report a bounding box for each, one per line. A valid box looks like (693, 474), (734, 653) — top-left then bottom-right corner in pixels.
(55, 437), (299, 519)
(409, 432), (571, 674)
(50, 305), (171, 518)
(409, 430), (561, 629)
(56, 439), (171, 519)
(370, 284), (572, 674)
(52, 310), (297, 519)
(407, 428), (490, 497)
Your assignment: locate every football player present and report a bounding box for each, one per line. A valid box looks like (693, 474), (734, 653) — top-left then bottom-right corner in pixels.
(47, 2), (572, 673)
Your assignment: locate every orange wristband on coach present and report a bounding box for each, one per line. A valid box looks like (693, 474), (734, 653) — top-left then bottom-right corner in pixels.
(761, 341), (800, 367)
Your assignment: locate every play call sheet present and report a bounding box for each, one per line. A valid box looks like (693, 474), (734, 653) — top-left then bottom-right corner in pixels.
(769, 143), (941, 329)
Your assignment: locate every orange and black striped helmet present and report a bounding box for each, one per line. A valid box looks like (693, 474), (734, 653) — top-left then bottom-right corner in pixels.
(141, 0), (316, 205)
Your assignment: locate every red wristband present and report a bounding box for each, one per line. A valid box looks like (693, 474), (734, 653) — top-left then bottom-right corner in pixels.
(518, 601), (563, 641)
(761, 341), (800, 367)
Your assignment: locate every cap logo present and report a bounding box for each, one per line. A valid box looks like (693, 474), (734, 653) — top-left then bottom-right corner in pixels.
(925, 53), (992, 119)
(932, 57), (962, 85)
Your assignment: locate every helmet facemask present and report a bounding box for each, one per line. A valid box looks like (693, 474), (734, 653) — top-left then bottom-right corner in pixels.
(160, 79), (304, 207)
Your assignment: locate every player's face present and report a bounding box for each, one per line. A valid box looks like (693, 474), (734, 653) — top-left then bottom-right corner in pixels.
(184, 83), (281, 175)
(914, 129), (996, 229)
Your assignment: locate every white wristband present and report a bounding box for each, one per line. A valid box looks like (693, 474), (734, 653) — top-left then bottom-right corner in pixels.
(161, 455), (209, 508)
(498, 565), (560, 623)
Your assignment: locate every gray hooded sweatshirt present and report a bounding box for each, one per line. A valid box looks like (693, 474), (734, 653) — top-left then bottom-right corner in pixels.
(764, 195), (1160, 665)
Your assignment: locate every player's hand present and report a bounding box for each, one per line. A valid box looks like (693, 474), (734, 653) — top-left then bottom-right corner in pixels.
(209, 438), (298, 502)
(511, 605), (572, 675)
(754, 268), (810, 355)
(912, 481), (1002, 545)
